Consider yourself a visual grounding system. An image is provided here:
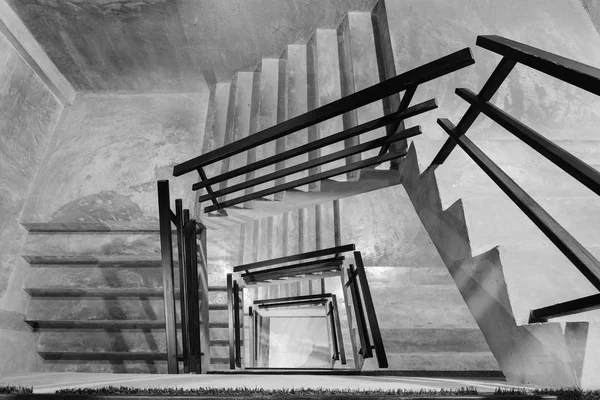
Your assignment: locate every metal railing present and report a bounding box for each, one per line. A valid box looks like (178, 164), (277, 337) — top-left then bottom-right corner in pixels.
(172, 49), (476, 214)
(228, 245), (386, 370)
(429, 35), (600, 323)
(157, 180), (209, 373)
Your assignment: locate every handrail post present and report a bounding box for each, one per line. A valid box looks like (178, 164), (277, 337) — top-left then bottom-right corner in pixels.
(347, 264), (372, 359)
(189, 218), (202, 373)
(175, 200), (190, 373)
(157, 180), (179, 374)
(234, 279), (242, 368)
(227, 273), (235, 369)
(353, 251), (388, 368)
(197, 222), (210, 373)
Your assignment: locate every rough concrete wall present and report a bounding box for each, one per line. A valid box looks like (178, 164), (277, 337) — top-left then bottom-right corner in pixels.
(0, 28), (63, 372)
(380, 0), (600, 145)
(7, 0), (378, 90)
(21, 90), (209, 227)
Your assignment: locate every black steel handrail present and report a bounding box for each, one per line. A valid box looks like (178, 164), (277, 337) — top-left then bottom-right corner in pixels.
(173, 49), (473, 177)
(172, 49), (474, 214)
(430, 35), (600, 323)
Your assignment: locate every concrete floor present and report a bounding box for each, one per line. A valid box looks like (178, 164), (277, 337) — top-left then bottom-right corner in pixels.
(0, 373), (539, 394)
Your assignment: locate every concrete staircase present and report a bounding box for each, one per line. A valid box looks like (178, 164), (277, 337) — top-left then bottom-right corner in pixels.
(21, 226), (240, 373)
(371, 0), (600, 388)
(20, 0), (600, 384)
(195, 10), (406, 231)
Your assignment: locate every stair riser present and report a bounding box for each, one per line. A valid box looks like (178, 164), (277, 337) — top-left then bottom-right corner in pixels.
(23, 232), (165, 257)
(37, 330), (237, 359)
(40, 360), (182, 374)
(282, 45), (310, 192)
(220, 72), (254, 203)
(307, 29), (346, 183)
(247, 59), (279, 202)
(338, 13), (386, 165)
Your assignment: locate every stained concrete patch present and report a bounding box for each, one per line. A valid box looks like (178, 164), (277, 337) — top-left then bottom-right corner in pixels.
(49, 191), (146, 223)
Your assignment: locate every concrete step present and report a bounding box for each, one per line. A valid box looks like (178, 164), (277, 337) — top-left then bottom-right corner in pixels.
(26, 267), (162, 289)
(201, 82), (231, 182)
(36, 330), (183, 354)
(22, 232), (164, 258)
(26, 296), (183, 321)
(362, 352), (501, 371)
(245, 59), (281, 206)
(281, 45), (309, 192)
(338, 12), (387, 176)
(36, 330), (238, 361)
(307, 29), (347, 185)
(380, 327), (492, 353)
(219, 72), (254, 204)
(39, 358), (179, 374)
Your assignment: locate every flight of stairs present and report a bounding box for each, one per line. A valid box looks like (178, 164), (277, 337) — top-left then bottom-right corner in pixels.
(372, 0), (600, 387)
(21, 225), (241, 373)
(231, 187), (502, 373)
(233, 201), (356, 370)
(21, 0), (600, 383)
(195, 9), (404, 231)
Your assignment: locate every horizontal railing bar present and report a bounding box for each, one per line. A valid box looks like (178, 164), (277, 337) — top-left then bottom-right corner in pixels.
(457, 87), (600, 197)
(529, 293), (600, 323)
(242, 257), (345, 281)
(254, 293), (334, 305)
(198, 126), (421, 202)
(192, 99), (436, 192)
(173, 48), (474, 176)
(477, 35), (600, 97)
(233, 245), (355, 273)
(438, 118), (600, 292)
(244, 263), (343, 283)
(430, 56), (517, 168)
(258, 299), (329, 309)
(205, 150), (405, 212)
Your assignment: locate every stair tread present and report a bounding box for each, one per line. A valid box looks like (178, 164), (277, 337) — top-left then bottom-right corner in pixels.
(23, 255), (167, 265)
(25, 319), (228, 329)
(38, 351), (185, 361)
(24, 287), (206, 297)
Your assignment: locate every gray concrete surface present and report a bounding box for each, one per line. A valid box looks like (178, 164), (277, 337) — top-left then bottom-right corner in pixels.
(0, 22), (64, 374)
(0, 372), (536, 394)
(0, 0), (74, 104)
(7, 0), (379, 90)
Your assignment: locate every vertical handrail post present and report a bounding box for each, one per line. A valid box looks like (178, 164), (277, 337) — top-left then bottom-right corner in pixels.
(175, 200), (190, 373)
(227, 273), (235, 369)
(340, 267), (361, 370)
(197, 222), (210, 373)
(348, 264), (372, 358)
(157, 180), (179, 374)
(189, 218), (202, 373)
(331, 294), (346, 365)
(183, 210), (197, 373)
(233, 279), (242, 368)
(353, 251), (387, 368)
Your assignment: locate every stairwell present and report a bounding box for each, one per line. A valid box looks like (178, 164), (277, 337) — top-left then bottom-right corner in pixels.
(17, 0), (600, 386)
